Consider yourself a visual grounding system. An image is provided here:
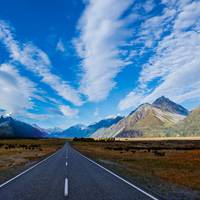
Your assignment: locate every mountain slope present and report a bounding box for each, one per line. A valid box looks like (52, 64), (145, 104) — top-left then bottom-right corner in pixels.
(92, 101), (186, 138)
(88, 116), (123, 131)
(166, 106), (200, 137)
(59, 116), (123, 138)
(153, 96), (189, 116)
(0, 116), (47, 138)
(60, 124), (91, 138)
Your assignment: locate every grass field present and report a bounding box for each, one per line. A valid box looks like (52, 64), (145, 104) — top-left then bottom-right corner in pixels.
(71, 139), (200, 200)
(0, 139), (66, 183)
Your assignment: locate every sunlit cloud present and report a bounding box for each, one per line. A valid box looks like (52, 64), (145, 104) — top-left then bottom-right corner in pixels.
(75, 0), (134, 102)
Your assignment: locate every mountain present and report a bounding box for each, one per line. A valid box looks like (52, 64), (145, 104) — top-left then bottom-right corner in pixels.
(0, 116), (47, 138)
(45, 127), (63, 138)
(46, 127), (63, 134)
(31, 125), (63, 138)
(153, 96), (189, 116)
(32, 124), (48, 135)
(59, 116), (123, 138)
(88, 116), (123, 131)
(59, 124), (91, 138)
(166, 106), (200, 137)
(92, 103), (185, 138)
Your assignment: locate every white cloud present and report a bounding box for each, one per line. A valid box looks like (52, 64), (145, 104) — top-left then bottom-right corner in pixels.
(0, 63), (36, 114)
(59, 105), (79, 117)
(0, 20), (83, 106)
(119, 0), (200, 111)
(93, 108), (99, 117)
(174, 1), (200, 31)
(75, 0), (134, 102)
(136, 7), (176, 49)
(143, 0), (155, 13)
(56, 39), (66, 52)
(118, 90), (147, 111)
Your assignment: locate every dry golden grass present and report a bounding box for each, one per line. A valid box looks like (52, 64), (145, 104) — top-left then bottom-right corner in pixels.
(115, 136), (200, 141)
(0, 139), (65, 178)
(71, 140), (200, 192)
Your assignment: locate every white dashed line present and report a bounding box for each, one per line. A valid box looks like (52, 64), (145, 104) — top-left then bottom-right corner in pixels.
(66, 148), (68, 158)
(65, 146), (68, 196)
(64, 178), (68, 196)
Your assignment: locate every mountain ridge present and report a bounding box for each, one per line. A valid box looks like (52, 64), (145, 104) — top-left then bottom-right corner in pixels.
(92, 97), (188, 138)
(153, 96), (189, 116)
(166, 106), (200, 137)
(0, 116), (47, 138)
(57, 116), (124, 138)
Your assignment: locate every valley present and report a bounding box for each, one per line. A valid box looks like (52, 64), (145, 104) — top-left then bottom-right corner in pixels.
(71, 139), (200, 200)
(0, 139), (66, 183)
(1, 96), (200, 140)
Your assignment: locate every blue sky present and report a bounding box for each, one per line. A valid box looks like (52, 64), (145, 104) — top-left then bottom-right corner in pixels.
(0, 0), (200, 129)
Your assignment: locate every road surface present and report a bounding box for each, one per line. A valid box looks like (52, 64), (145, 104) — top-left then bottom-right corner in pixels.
(0, 143), (159, 200)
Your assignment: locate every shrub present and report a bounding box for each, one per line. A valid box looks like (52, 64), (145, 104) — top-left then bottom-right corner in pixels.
(73, 137), (95, 142)
(154, 150), (165, 156)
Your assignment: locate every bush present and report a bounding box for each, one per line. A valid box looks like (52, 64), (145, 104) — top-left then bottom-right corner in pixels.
(96, 138), (115, 142)
(73, 137), (95, 142)
(154, 150), (165, 156)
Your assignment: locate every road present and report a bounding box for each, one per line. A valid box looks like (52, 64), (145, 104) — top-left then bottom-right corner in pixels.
(0, 143), (159, 200)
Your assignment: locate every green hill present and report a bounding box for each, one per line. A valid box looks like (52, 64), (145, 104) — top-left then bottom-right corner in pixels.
(166, 106), (200, 137)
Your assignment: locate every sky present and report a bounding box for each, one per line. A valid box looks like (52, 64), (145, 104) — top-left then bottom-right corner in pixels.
(0, 0), (200, 129)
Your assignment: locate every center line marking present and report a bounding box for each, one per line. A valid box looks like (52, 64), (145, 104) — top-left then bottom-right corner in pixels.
(66, 162), (68, 166)
(64, 178), (68, 196)
(66, 148), (68, 158)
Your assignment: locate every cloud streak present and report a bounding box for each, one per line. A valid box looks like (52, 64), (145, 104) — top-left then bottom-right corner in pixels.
(59, 105), (79, 117)
(119, 0), (200, 111)
(75, 0), (134, 102)
(0, 63), (36, 114)
(0, 20), (83, 106)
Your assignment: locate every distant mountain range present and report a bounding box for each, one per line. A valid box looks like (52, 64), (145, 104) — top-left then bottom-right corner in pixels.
(91, 96), (194, 138)
(56, 124), (89, 138)
(0, 96), (199, 139)
(56, 116), (123, 138)
(0, 117), (47, 138)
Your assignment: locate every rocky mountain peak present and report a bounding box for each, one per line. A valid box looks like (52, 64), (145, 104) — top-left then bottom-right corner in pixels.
(153, 96), (189, 116)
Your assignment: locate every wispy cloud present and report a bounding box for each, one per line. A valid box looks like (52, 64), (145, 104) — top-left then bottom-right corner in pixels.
(143, 0), (155, 13)
(93, 108), (99, 117)
(74, 0), (134, 102)
(119, 0), (200, 111)
(0, 63), (36, 114)
(0, 20), (83, 106)
(56, 39), (66, 53)
(59, 105), (79, 117)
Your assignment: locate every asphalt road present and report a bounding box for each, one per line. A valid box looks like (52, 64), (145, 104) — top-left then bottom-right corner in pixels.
(0, 143), (159, 200)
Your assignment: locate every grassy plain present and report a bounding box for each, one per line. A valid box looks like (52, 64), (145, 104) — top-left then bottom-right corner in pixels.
(71, 139), (200, 200)
(0, 139), (66, 183)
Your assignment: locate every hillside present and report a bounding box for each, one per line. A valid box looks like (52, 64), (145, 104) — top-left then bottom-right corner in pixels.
(60, 124), (91, 138)
(153, 96), (189, 116)
(58, 116), (123, 138)
(0, 116), (47, 138)
(92, 103), (185, 138)
(166, 106), (200, 137)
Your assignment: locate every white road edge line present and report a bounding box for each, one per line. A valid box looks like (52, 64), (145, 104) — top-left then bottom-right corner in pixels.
(76, 150), (159, 200)
(64, 178), (68, 196)
(0, 147), (62, 189)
